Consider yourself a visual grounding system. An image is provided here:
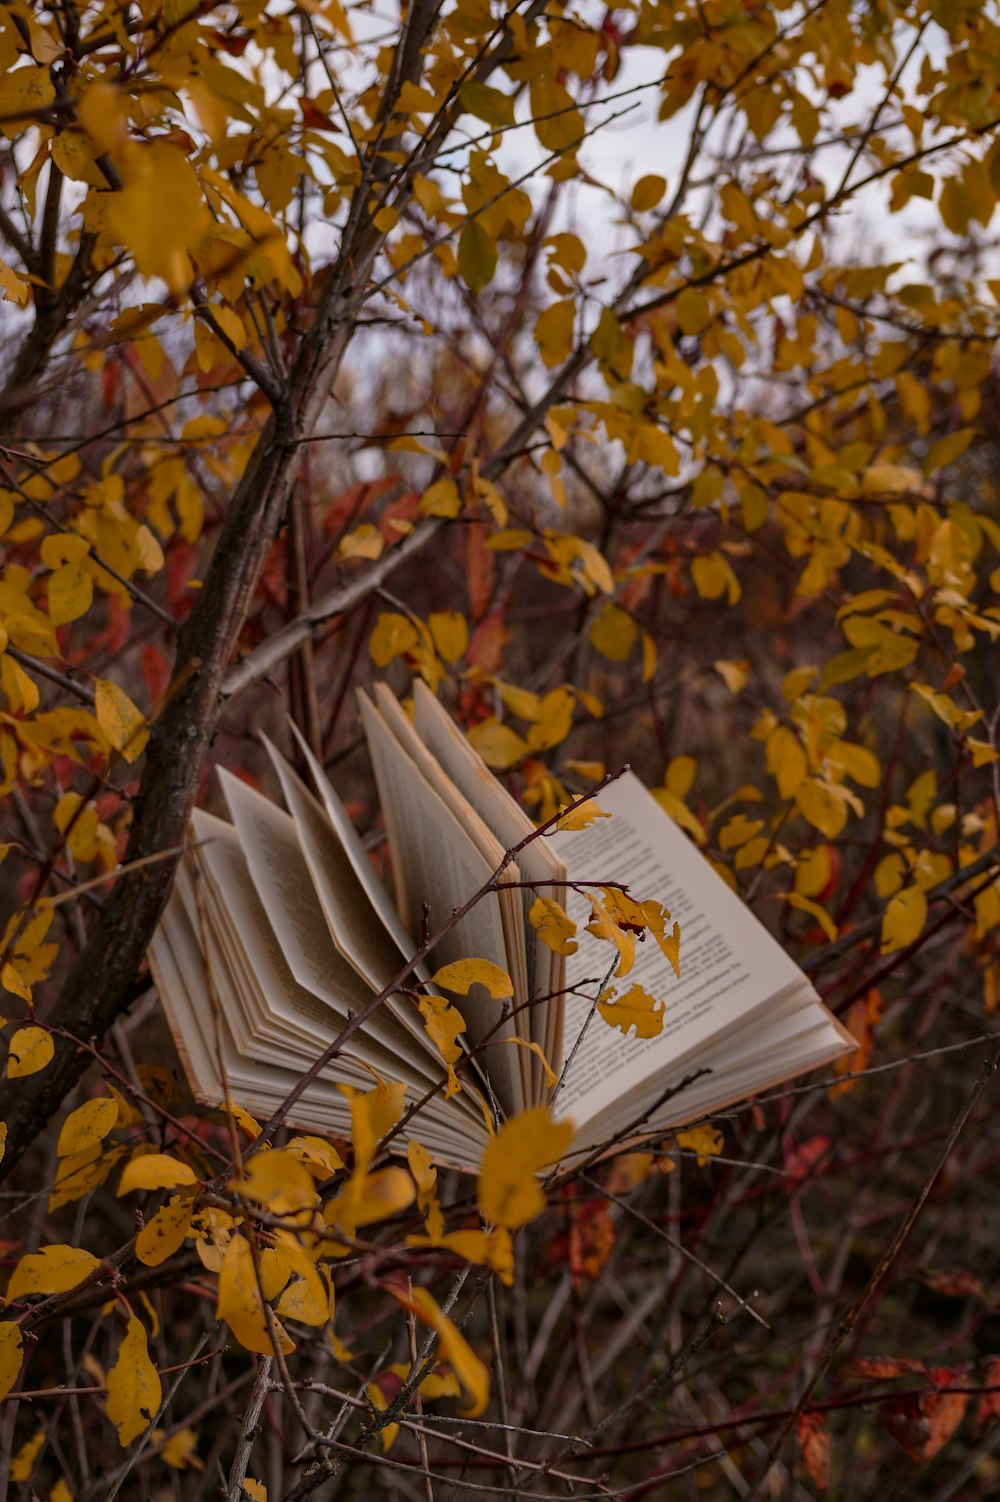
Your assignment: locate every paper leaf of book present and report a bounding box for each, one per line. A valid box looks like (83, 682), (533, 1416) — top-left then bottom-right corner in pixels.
(597, 983), (665, 1039)
(431, 959), (513, 999)
(528, 896), (578, 955)
(477, 1107), (575, 1229)
(106, 1315), (161, 1447)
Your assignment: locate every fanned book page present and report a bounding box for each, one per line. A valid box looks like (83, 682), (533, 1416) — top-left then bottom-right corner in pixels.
(148, 694), (854, 1172)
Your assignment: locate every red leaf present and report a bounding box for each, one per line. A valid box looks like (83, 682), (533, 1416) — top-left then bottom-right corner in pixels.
(465, 522), (494, 622)
(878, 1367), (968, 1460)
(797, 1411), (830, 1491)
(849, 1356), (926, 1380)
(141, 644), (171, 708)
(975, 1356), (1000, 1431)
(465, 610), (507, 675)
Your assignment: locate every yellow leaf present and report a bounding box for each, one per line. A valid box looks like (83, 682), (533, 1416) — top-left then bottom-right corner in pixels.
(135, 1194), (195, 1267)
(466, 717), (528, 769)
(407, 1226), (515, 1285)
(795, 844), (832, 898)
(714, 659), (748, 693)
(534, 299), (576, 368)
(118, 1153), (197, 1195)
(7, 1024), (54, 1077)
(585, 893), (635, 977)
(57, 1097), (118, 1158)
(420, 479), (461, 518)
(158, 1425), (200, 1470)
(49, 1144), (127, 1212)
(104, 143), (210, 295)
(598, 982), (666, 1039)
(432, 958), (513, 1000)
(766, 725), (807, 799)
(910, 682), (983, 734)
(0, 1322), (22, 1400)
(782, 892), (838, 941)
(528, 897), (578, 955)
(95, 678), (149, 762)
(676, 1124), (723, 1165)
(217, 1234), (294, 1356)
(106, 1315), (161, 1447)
(676, 286), (711, 336)
(881, 884), (927, 954)
(631, 174), (667, 211)
(7, 1244), (100, 1299)
(589, 602), (637, 661)
(324, 1165), (415, 1239)
(0, 261), (29, 306)
(50, 1481), (73, 1502)
(242, 1481), (266, 1501)
(794, 778), (849, 839)
(691, 552), (740, 604)
(429, 610), (469, 664)
(458, 220), (497, 293)
(286, 1135), (345, 1178)
(367, 1378), (400, 1452)
(229, 1150), (319, 1217)
(477, 1107), (575, 1229)
(526, 686), (575, 753)
(639, 899), (681, 978)
(369, 612), (419, 667)
(47, 561), (93, 626)
(390, 1285), (490, 1417)
(555, 799), (610, 832)
(275, 1275), (329, 1327)
(417, 996), (465, 1096)
(225, 1100), (263, 1140)
(10, 1429), (43, 1479)
(339, 523), (383, 560)
(969, 738), (1000, 766)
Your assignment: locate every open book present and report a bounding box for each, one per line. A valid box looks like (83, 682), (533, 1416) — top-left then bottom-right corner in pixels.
(149, 681), (854, 1171)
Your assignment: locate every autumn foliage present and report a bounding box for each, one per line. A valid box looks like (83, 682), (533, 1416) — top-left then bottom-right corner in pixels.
(2, 0), (1000, 1497)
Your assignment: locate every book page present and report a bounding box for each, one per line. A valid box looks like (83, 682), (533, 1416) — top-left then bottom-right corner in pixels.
(151, 894), (489, 1164)
(412, 679), (568, 1085)
(217, 772), (381, 1016)
(547, 772), (826, 1130)
(184, 814), (444, 1095)
(287, 720), (422, 968)
(262, 736), (411, 994)
(359, 690), (525, 1117)
(374, 685), (533, 1102)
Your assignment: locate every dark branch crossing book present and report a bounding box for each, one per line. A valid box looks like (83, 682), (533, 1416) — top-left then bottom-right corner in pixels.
(149, 682), (854, 1170)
